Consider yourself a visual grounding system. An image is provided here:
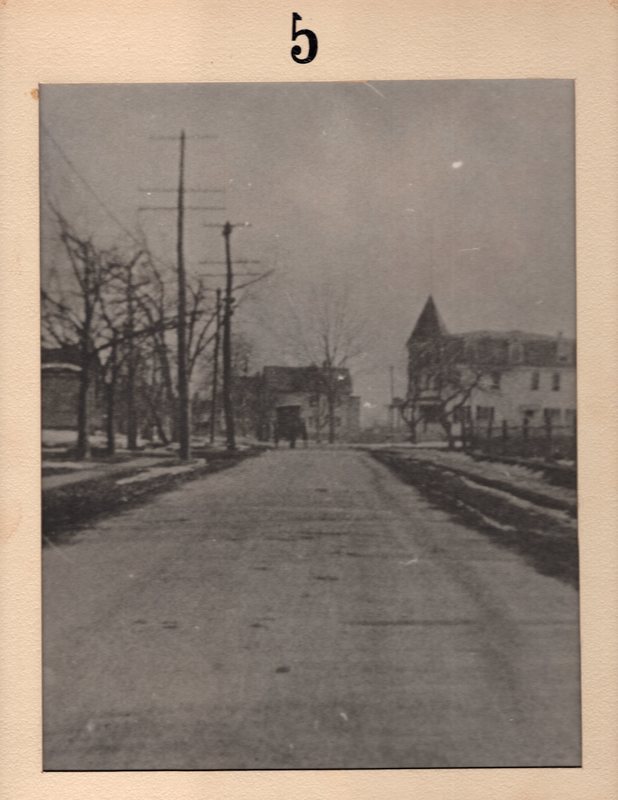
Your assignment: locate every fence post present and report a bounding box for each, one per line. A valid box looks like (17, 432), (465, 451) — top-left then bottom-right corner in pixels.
(545, 415), (553, 460)
(522, 416), (529, 457)
(501, 419), (508, 456)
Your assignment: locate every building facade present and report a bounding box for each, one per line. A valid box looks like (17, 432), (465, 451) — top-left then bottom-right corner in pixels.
(405, 296), (576, 442)
(259, 365), (361, 443)
(41, 346), (102, 431)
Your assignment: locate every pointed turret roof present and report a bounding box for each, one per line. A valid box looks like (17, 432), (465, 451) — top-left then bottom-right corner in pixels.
(407, 295), (448, 344)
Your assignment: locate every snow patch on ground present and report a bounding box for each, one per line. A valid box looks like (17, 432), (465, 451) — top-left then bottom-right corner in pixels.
(42, 461), (100, 471)
(458, 476), (576, 528)
(383, 447), (576, 508)
(115, 464), (200, 486)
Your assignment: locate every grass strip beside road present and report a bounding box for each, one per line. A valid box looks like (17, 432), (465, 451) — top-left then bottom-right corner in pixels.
(370, 449), (579, 588)
(43, 448), (264, 543)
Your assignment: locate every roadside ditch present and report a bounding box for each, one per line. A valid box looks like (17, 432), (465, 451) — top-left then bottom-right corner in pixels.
(369, 449), (579, 588)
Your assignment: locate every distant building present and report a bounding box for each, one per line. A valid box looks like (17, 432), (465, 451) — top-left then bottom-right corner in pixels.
(41, 346), (102, 431)
(259, 365), (361, 443)
(405, 296), (576, 441)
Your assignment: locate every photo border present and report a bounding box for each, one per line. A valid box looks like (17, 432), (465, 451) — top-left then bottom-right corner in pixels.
(1, 1), (616, 798)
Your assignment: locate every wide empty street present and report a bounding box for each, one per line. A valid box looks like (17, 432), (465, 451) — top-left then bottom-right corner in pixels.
(43, 448), (580, 769)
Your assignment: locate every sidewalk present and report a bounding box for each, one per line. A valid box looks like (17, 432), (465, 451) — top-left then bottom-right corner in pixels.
(42, 447), (264, 539)
(42, 456), (168, 491)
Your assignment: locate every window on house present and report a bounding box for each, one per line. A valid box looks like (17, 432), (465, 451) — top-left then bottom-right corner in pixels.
(543, 408), (561, 424)
(490, 371), (501, 390)
(464, 341), (477, 361)
(476, 406), (494, 422)
(565, 409), (576, 427)
(422, 405), (440, 423)
(454, 406), (471, 423)
(510, 342), (523, 363)
(552, 372), (561, 391)
(531, 371), (540, 390)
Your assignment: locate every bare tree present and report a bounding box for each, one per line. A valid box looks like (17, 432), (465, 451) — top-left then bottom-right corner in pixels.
(276, 279), (367, 444)
(132, 258), (177, 443)
(134, 255), (217, 445)
(405, 337), (485, 449)
(41, 211), (112, 458)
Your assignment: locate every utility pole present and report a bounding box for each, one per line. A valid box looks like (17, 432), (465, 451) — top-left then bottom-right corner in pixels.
(389, 365), (395, 433)
(222, 222), (236, 451)
(126, 259), (137, 450)
(176, 130), (191, 460)
(140, 131), (221, 461)
(201, 221), (260, 452)
(209, 287), (222, 445)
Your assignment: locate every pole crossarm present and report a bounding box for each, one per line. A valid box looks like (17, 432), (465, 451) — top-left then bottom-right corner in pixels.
(203, 222), (252, 229)
(150, 134), (218, 140)
(197, 271), (263, 278)
(138, 206), (225, 212)
(139, 188), (225, 194)
(198, 259), (261, 265)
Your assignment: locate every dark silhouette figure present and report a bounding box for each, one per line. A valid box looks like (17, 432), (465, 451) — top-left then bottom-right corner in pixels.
(273, 415), (308, 449)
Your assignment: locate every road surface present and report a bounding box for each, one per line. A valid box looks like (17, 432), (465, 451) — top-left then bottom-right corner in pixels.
(43, 448), (580, 769)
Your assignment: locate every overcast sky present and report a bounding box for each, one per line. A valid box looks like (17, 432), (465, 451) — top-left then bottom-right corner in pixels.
(40, 80), (575, 422)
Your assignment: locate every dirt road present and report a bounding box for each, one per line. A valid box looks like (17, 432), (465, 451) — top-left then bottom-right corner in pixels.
(43, 448), (580, 769)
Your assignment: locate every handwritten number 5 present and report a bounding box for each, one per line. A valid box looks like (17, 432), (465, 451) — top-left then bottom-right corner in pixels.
(291, 13), (318, 64)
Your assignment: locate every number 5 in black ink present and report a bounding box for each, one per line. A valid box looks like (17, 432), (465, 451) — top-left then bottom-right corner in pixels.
(291, 13), (318, 64)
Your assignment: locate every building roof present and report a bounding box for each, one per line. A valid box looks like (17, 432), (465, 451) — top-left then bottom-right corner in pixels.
(406, 298), (575, 367)
(42, 345), (82, 366)
(406, 295), (449, 344)
(263, 365), (352, 393)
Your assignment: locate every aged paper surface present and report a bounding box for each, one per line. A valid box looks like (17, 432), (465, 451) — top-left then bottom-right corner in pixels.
(1, 0), (617, 797)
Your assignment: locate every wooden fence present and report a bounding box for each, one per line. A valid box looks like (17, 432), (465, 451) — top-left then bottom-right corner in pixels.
(463, 418), (577, 462)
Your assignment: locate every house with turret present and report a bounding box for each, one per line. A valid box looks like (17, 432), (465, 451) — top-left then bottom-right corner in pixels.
(405, 296), (576, 444)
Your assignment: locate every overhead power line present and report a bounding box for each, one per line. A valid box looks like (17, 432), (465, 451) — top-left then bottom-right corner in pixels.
(41, 121), (144, 250)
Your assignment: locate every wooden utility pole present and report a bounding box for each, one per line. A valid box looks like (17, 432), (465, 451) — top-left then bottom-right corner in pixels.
(209, 287), (222, 444)
(176, 130), (191, 461)
(389, 365), (395, 433)
(126, 259), (137, 450)
(105, 335), (118, 455)
(141, 131), (222, 460)
(201, 221), (265, 452)
(222, 222), (236, 451)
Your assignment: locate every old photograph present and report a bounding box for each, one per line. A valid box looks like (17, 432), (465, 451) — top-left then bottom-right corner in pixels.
(41, 80), (579, 770)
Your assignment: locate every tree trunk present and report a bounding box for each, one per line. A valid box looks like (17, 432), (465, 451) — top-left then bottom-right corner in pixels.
(327, 393), (336, 444)
(151, 410), (169, 446)
(105, 381), (116, 456)
(126, 360), (137, 449)
(126, 264), (139, 450)
(439, 414), (455, 450)
(142, 385), (170, 446)
(76, 337), (91, 459)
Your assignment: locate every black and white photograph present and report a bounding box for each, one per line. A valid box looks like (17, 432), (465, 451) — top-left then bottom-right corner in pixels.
(41, 80), (580, 771)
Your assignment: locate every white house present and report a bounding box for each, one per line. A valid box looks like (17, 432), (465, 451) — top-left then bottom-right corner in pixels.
(405, 296), (576, 441)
